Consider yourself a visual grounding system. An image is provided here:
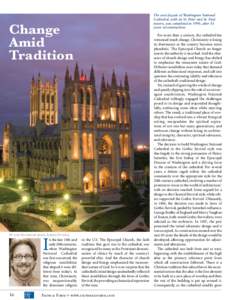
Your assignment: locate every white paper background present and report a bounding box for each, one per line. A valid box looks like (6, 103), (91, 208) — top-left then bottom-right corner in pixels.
(0, 1), (231, 300)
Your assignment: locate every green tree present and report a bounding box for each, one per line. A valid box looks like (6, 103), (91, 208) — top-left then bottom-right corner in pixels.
(29, 178), (35, 192)
(143, 176), (150, 227)
(120, 179), (141, 207)
(143, 176), (149, 204)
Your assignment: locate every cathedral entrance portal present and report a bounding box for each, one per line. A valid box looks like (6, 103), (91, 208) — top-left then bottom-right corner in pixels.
(99, 168), (111, 189)
(83, 172), (94, 193)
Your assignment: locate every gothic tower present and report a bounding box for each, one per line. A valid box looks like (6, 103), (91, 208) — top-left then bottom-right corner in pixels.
(98, 71), (134, 187)
(99, 71), (131, 125)
(60, 63), (97, 192)
(30, 73), (58, 127)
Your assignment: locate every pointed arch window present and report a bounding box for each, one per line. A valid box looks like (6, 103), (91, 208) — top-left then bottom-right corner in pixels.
(86, 91), (91, 105)
(122, 96), (125, 108)
(79, 89), (84, 104)
(72, 94), (78, 121)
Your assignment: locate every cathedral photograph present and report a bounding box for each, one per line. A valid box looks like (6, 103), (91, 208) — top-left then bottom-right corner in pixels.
(0, 14), (149, 232)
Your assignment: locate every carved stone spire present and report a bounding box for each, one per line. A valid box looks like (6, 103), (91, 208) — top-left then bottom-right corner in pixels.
(53, 74), (57, 85)
(90, 65), (95, 85)
(111, 70), (117, 88)
(124, 72), (129, 90)
(101, 74), (106, 90)
(74, 62), (79, 82)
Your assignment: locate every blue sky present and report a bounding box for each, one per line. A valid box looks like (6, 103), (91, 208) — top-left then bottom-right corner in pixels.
(0, 14), (149, 145)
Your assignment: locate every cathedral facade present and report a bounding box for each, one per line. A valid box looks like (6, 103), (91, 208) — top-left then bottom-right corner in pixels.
(1, 63), (134, 194)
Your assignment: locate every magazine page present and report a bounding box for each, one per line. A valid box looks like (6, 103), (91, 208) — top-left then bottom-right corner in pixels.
(0, 1), (231, 300)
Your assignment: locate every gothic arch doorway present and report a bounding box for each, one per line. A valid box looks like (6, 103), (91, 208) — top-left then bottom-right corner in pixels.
(99, 167), (111, 189)
(83, 172), (94, 193)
